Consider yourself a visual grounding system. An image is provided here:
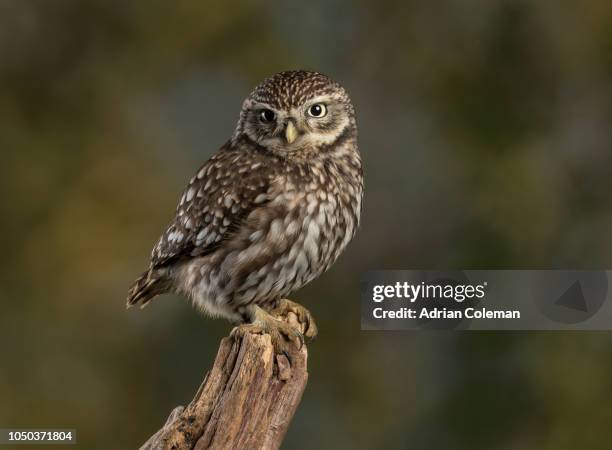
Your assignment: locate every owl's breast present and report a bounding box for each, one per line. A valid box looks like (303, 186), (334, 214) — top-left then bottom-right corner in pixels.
(186, 156), (363, 312)
(288, 159), (363, 282)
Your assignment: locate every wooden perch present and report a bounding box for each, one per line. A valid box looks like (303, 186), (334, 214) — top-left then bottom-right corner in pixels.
(140, 312), (309, 450)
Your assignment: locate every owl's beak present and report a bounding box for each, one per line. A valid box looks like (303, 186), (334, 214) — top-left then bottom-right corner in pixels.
(285, 121), (298, 144)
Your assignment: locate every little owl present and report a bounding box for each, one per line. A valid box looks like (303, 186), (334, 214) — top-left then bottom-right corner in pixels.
(127, 70), (363, 354)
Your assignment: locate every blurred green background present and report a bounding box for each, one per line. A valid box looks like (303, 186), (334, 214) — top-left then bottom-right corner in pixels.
(2, 1), (612, 449)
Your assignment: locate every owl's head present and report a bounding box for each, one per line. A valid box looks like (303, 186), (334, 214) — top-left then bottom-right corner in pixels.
(235, 71), (356, 155)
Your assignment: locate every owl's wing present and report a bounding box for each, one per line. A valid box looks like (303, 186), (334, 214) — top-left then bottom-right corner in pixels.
(150, 145), (275, 268)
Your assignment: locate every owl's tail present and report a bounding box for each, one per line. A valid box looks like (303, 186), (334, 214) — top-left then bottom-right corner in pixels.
(126, 268), (170, 309)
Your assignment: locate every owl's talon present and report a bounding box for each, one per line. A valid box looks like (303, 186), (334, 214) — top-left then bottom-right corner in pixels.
(272, 299), (318, 341)
(230, 323), (265, 341)
(234, 306), (304, 356)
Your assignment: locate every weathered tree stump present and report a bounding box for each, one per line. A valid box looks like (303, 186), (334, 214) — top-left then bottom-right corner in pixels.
(140, 313), (308, 450)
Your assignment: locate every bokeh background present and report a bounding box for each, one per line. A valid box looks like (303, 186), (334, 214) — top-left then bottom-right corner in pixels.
(2, 1), (612, 449)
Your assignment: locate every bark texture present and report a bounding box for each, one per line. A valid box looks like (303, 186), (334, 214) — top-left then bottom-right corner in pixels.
(140, 313), (308, 450)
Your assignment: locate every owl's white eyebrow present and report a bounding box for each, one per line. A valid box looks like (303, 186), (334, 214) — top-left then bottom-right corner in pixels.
(304, 96), (331, 106)
(252, 102), (278, 111)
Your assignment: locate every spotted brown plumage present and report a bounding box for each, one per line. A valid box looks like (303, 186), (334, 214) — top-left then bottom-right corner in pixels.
(127, 70), (363, 353)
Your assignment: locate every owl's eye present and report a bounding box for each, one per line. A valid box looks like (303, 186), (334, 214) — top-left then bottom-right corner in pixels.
(307, 103), (327, 118)
(259, 109), (276, 123)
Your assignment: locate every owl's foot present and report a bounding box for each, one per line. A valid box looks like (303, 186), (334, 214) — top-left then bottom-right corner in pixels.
(272, 299), (318, 340)
(231, 305), (304, 357)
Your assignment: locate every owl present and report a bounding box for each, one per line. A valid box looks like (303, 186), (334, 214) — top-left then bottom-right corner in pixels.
(127, 70), (363, 354)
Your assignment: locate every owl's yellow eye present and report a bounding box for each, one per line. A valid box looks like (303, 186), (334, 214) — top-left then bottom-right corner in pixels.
(259, 109), (276, 123)
(307, 103), (327, 118)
